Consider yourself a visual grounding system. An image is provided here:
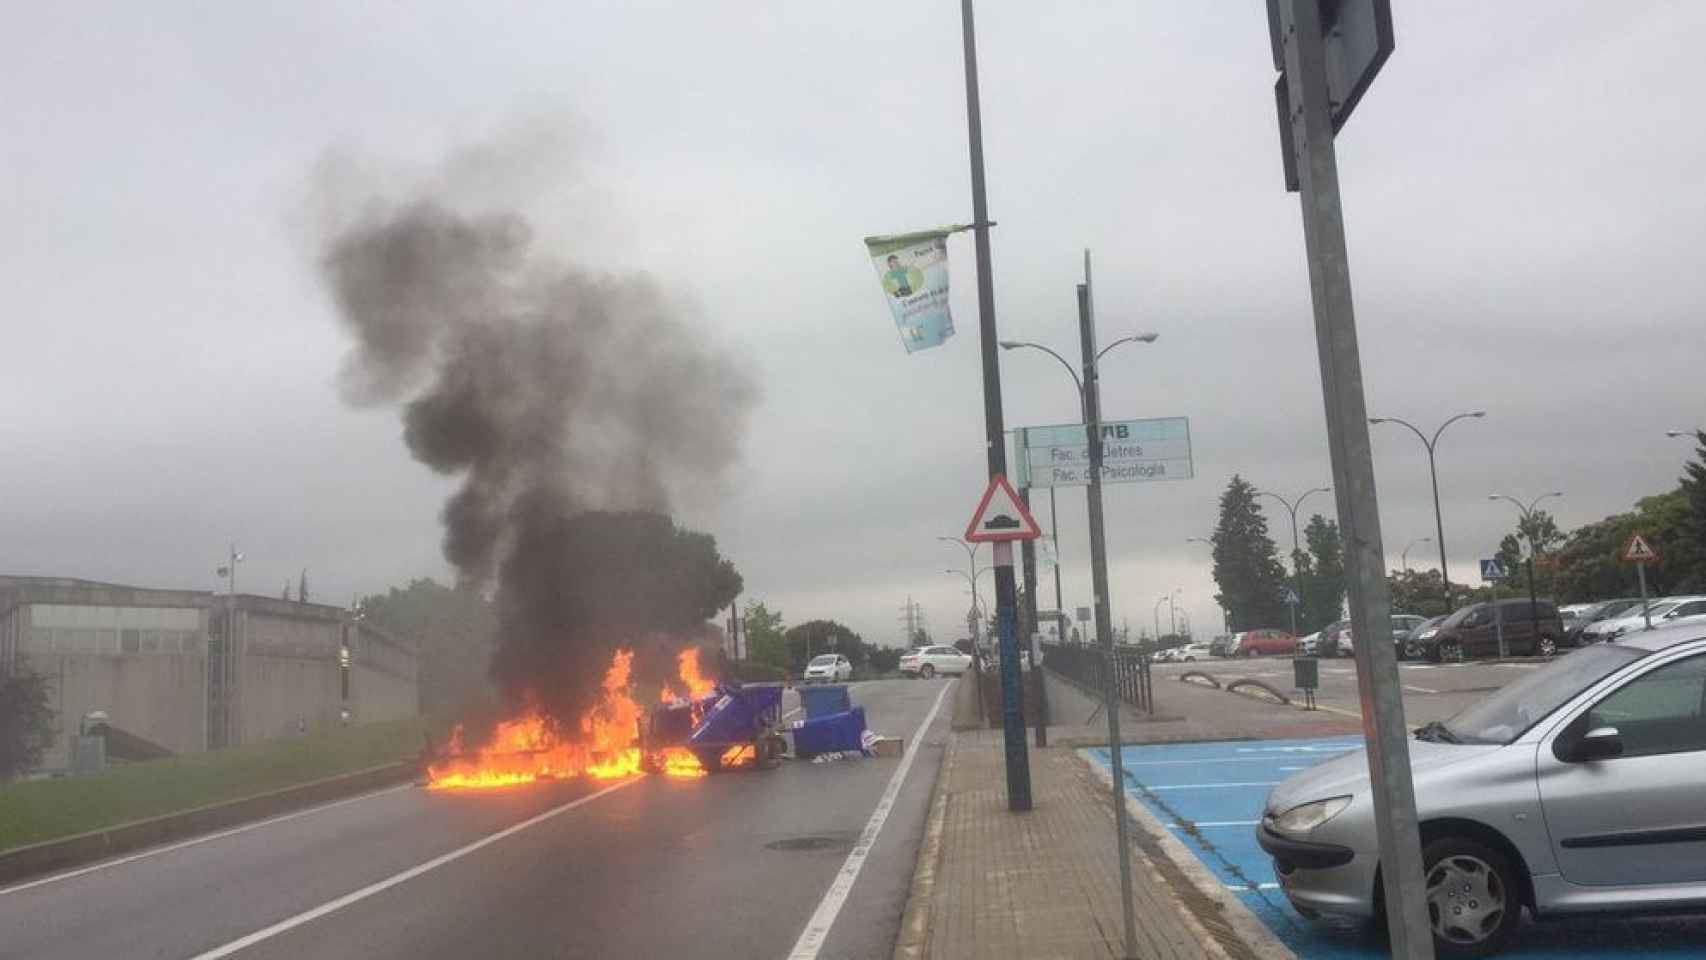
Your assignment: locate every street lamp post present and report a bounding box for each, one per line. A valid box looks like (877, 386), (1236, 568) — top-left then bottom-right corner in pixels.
(999, 261), (1155, 960)
(1369, 412), (1486, 611)
(1256, 486), (1332, 637)
(938, 537), (984, 653)
(1400, 536), (1433, 574)
(1168, 588), (1180, 638)
(1488, 492), (1563, 653)
(1152, 594), (1167, 641)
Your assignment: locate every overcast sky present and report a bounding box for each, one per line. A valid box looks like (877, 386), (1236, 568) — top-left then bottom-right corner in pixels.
(4, 2), (1702, 647)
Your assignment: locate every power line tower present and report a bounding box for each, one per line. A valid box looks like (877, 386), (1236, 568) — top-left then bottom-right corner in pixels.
(898, 595), (925, 645)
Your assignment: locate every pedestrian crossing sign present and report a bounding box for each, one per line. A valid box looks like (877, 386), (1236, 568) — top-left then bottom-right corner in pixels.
(1480, 558), (1508, 581)
(1622, 533), (1660, 564)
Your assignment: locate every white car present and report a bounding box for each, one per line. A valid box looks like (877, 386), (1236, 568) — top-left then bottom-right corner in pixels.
(1176, 642), (1213, 662)
(801, 654), (852, 684)
(1335, 629), (1355, 657)
(899, 644), (973, 678)
(1595, 596), (1706, 642)
(1296, 632), (1322, 656)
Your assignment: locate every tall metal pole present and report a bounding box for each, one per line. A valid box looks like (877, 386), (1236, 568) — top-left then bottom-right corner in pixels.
(1279, 1), (1431, 954)
(1050, 487), (1065, 642)
(1426, 446), (1449, 608)
(1079, 258), (1138, 960)
(1019, 486), (1048, 746)
(959, 0), (1029, 812)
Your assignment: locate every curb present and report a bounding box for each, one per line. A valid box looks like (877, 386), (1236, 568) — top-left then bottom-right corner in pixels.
(890, 729), (954, 960)
(0, 760), (418, 887)
(1083, 753), (1295, 960)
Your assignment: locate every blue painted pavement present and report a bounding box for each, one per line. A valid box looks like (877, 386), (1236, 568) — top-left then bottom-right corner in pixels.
(1086, 737), (1706, 958)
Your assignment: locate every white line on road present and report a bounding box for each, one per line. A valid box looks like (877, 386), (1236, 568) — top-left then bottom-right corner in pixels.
(1145, 781), (1280, 791)
(185, 778), (640, 960)
(1226, 882), (1282, 891)
(786, 679), (952, 960)
(1172, 820), (1259, 829)
(1402, 685), (1439, 694)
(0, 783), (413, 898)
(1123, 756), (1311, 767)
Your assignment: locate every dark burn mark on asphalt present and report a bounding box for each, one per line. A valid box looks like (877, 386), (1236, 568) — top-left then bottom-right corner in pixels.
(765, 834), (856, 853)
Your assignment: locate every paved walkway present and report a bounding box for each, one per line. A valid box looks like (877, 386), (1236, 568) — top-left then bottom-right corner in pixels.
(898, 667), (1364, 960)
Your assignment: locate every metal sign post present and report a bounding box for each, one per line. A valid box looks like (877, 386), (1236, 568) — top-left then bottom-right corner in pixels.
(1481, 558), (1508, 658)
(1622, 534), (1660, 629)
(1271, 1), (1432, 955)
(957, 0), (1030, 812)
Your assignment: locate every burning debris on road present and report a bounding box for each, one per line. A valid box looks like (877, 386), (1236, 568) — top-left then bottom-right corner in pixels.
(315, 134), (756, 784)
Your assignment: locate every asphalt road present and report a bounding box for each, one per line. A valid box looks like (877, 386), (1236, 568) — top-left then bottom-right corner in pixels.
(1149, 654), (1550, 724)
(0, 677), (953, 960)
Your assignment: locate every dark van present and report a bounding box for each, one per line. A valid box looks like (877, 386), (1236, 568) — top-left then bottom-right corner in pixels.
(1421, 598), (1565, 662)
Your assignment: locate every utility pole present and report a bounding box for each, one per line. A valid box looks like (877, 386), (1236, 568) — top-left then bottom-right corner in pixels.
(1078, 257), (1139, 960)
(1257, 486), (1331, 636)
(959, 0), (1029, 811)
(1018, 488), (1047, 746)
(1049, 488), (1065, 640)
(1273, 0), (1431, 953)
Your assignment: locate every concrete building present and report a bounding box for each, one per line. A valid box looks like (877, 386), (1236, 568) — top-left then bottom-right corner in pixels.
(1, 576), (419, 772)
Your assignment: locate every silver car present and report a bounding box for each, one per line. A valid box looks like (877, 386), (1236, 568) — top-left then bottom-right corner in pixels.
(1258, 623), (1706, 957)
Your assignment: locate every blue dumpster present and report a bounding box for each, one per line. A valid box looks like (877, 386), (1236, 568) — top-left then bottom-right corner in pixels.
(790, 706), (866, 758)
(798, 683), (851, 719)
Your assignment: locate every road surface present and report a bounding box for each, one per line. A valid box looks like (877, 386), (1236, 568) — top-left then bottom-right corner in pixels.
(0, 677), (953, 960)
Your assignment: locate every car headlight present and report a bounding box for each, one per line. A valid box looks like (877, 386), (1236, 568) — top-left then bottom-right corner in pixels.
(1418, 627), (1438, 640)
(1269, 796), (1352, 836)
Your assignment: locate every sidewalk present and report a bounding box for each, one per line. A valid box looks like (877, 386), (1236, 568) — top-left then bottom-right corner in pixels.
(894, 671), (1320, 960)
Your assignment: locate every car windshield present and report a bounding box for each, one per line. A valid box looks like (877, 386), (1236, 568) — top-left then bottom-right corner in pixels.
(809, 655), (837, 666)
(1440, 645), (1646, 745)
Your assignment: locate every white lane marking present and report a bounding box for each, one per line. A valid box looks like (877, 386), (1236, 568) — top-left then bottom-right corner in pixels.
(1234, 744), (1360, 754)
(185, 778), (639, 960)
(1227, 883), (1282, 891)
(1123, 756), (1313, 767)
(1171, 820), (1259, 829)
(1403, 684), (1438, 694)
(0, 783), (413, 897)
(1145, 781), (1280, 791)
(786, 680), (952, 960)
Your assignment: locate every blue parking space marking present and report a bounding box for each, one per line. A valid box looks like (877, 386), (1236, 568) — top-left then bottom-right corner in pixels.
(1086, 737), (1706, 959)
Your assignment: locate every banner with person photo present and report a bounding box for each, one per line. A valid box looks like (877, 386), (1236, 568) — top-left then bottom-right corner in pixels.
(862, 225), (970, 354)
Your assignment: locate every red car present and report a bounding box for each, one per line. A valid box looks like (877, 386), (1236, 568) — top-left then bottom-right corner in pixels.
(1235, 628), (1296, 656)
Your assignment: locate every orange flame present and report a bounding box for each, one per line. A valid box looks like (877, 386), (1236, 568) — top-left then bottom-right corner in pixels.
(429, 646), (727, 789)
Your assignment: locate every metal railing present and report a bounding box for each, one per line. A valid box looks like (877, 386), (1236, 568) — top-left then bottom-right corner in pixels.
(1041, 642), (1153, 714)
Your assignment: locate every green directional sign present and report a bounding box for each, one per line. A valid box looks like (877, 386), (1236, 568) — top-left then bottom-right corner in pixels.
(1012, 417), (1193, 489)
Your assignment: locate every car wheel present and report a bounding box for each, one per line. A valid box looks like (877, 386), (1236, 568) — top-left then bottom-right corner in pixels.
(1405, 640), (1424, 660)
(1422, 836), (1521, 958)
(1535, 636), (1557, 658)
(920, 664), (935, 679)
(1439, 639), (1465, 663)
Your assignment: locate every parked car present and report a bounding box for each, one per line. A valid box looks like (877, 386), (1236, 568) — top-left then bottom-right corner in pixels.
(1258, 621), (1706, 957)
(1413, 598), (1565, 662)
(1296, 631), (1322, 656)
(1597, 596), (1706, 643)
(1177, 642), (1213, 662)
(1319, 619), (1351, 657)
(1564, 598), (1643, 646)
(801, 654), (852, 684)
(1389, 614), (1427, 659)
(1334, 629), (1356, 657)
(1209, 634), (1238, 658)
(898, 644), (972, 678)
(1152, 646), (1178, 663)
(1239, 628), (1296, 656)
(1400, 615), (1447, 660)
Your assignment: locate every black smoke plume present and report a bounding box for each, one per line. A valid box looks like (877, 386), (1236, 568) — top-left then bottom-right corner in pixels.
(317, 159), (754, 728)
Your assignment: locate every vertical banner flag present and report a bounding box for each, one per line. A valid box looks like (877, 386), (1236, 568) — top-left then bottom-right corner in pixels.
(863, 225), (970, 353)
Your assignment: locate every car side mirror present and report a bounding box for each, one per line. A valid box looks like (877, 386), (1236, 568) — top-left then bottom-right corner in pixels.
(1570, 726), (1624, 762)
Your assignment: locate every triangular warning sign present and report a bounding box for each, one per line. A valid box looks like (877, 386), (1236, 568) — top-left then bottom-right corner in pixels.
(965, 474), (1042, 542)
(1622, 533), (1660, 564)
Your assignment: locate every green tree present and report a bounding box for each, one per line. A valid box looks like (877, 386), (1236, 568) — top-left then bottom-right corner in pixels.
(784, 619), (866, 673)
(359, 578), (499, 726)
(1211, 475), (1289, 630)
(0, 671), (54, 780)
(1389, 569), (1452, 618)
(1674, 430), (1706, 592)
(1551, 491), (1695, 601)
(744, 601), (788, 670)
(1298, 514), (1345, 633)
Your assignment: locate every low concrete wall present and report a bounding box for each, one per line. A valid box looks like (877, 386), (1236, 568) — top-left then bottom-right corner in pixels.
(0, 761), (417, 887)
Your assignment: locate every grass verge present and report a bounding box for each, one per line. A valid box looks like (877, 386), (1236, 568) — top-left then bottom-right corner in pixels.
(0, 717), (425, 853)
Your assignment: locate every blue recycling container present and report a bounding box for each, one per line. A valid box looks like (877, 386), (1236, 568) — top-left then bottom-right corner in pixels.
(791, 706), (866, 757)
(798, 683), (851, 719)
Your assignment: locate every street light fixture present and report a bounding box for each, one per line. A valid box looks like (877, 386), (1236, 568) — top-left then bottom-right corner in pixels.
(1400, 536), (1433, 574)
(1487, 492), (1563, 656)
(1666, 429), (1702, 438)
(1255, 486), (1332, 637)
(1369, 410), (1486, 608)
